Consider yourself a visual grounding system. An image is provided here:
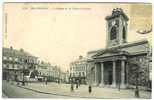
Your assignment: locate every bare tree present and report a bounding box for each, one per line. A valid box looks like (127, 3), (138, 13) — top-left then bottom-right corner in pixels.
(128, 60), (144, 98)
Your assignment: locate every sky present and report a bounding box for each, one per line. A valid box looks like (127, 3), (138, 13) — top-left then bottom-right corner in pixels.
(3, 3), (152, 71)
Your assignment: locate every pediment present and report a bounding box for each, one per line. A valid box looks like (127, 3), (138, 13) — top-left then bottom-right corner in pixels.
(92, 49), (129, 58)
(94, 52), (118, 58)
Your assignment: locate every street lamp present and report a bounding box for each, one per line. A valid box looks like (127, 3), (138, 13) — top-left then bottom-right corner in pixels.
(22, 59), (28, 86)
(22, 72), (25, 86)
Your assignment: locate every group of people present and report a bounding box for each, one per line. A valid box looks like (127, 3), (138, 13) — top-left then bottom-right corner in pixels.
(70, 83), (92, 94)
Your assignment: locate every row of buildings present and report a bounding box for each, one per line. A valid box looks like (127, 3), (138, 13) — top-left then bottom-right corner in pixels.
(69, 8), (152, 89)
(2, 46), (69, 83)
(2, 47), (38, 81)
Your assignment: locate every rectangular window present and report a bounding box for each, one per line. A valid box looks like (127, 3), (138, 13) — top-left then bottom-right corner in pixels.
(3, 56), (7, 60)
(14, 64), (18, 69)
(9, 57), (12, 61)
(17, 65), (20, 69)
(2, 64), (6, 68)
(15, 58), (18, 61)
(9, 64), (12, 69)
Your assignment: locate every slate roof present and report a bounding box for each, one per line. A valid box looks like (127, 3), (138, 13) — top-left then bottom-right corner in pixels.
(2, 47), (37, 58)
(70, 56), (87, 64)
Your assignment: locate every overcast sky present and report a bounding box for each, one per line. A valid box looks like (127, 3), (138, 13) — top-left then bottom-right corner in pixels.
(3, 3), (152, 71)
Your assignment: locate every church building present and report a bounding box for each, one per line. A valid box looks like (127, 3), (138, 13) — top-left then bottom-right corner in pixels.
(86, 8), (151, 89)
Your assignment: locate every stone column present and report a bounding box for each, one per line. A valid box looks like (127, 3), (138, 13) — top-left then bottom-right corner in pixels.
(94, 64), (98, 86)
(125, 62), (129, 87)
(112, 61), (116, 87)
(121, 60), (126, 88)
(101, 62), (104, 86)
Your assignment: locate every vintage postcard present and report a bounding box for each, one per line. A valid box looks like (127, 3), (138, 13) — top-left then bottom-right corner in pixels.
(2, 2), (152, 99)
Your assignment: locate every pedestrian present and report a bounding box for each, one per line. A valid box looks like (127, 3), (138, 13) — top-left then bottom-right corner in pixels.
(76, 83), (78, 89)
(45, 77), (48, 85)
(77, 80), (80, 87)
(15, 73), (17, 82)
(15, 75), (19, 85)
(88, 85), (92, 94)
(71, 83), (74, 92)
(135, 86), (140, 98)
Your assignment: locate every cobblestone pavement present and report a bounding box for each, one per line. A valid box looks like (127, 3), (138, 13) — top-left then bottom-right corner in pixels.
(2, 81), (151, 99)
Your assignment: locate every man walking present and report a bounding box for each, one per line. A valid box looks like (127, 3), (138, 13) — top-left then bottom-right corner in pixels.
(76, 83), (78, 89)
(45, 77), (48, 85)
(71, 83), (74, 92)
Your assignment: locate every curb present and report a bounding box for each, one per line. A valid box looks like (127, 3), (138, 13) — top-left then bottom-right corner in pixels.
(17, 85), (107, 99)
(8, 82), (150, 99)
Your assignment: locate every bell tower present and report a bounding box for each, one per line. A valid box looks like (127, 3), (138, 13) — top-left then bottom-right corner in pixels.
(105, 8), (129, 48)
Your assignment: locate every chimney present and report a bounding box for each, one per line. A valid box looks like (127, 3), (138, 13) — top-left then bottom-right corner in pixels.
(79, 55), (83, 59)
(20, 48), (24, 52)
(10, 46), (13, 50)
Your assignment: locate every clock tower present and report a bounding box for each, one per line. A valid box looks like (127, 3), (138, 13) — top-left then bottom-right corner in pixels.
(105, 8), (129, 47)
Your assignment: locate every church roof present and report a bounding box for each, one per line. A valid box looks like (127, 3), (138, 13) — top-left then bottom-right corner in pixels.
(92, 48), (130, 58)
(88, 39), (148, 56)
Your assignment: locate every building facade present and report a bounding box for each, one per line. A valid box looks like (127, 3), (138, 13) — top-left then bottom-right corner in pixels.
(37, 61), (61, 82)
(60, 71), (70, 83)
(86, 8), (151, 89)
(69, 56), (87, 84)
(2, 47), (38, 81)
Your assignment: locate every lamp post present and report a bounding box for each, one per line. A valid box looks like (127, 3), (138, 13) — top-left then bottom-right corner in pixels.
(22, 62), (25, 86)
(22, 58), (28, 86)
(22, 59), (29, 86)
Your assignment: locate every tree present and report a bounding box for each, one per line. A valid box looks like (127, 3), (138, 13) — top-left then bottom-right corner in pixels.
(128, 60), (143, 98)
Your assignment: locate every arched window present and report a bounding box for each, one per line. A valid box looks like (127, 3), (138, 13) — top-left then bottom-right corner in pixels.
(110, 26), (117, 40)
(82, 72), (85, 76)
(79, 72), (81, 76)
(123, 27), (126, 39)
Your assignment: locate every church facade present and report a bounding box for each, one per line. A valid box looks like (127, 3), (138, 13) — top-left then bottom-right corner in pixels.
(86, 8), (151, 89)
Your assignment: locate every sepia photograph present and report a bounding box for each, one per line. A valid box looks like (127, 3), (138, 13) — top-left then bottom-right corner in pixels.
(2, 2), (152, 99)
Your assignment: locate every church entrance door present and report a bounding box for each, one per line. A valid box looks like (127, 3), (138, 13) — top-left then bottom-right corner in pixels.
(108, 70), (113, 85)
(104, 61), (113, 85)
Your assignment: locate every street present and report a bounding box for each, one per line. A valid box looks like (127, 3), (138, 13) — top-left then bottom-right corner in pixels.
(2, 81), (151, 99)
(2, 81), (71, 98)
